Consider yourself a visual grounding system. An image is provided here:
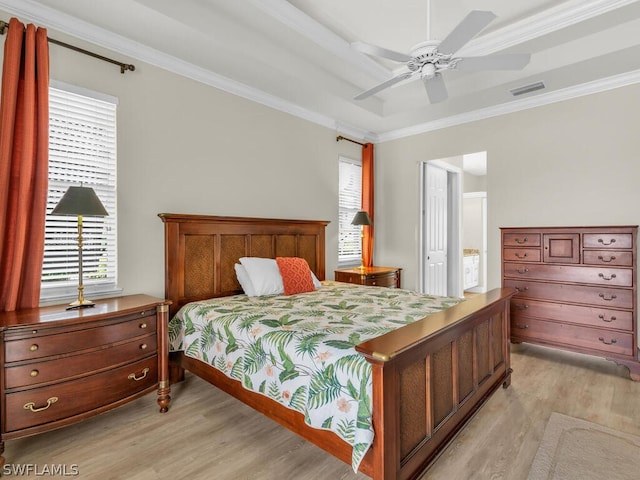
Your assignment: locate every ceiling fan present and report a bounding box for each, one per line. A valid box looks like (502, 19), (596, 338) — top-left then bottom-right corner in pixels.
(353, 10), (531, 103)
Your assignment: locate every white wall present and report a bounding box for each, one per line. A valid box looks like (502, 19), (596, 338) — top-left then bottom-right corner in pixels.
(0, 15), (363, 299)
(375, 84), (640, 294)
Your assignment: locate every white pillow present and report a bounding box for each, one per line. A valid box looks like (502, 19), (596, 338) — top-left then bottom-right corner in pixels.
(239, 257), (284, 296)
(311, 272), (322, 289)
(234, 264), (257, 297)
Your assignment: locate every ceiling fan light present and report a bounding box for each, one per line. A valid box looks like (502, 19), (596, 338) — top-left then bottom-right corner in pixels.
(421, 63), (436, 79)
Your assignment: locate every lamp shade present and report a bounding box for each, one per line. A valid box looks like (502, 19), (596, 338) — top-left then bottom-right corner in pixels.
(351, 210), (372, 226)
(51, 186), (108, 217)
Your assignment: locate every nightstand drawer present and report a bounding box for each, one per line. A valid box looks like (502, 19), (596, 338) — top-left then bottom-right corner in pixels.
(5, 312), (156, 362)
(365, 272), (398, 287)
(5, 334), (157, 389)
(5, 356), (158, 433)
(335, 266), (402, 289)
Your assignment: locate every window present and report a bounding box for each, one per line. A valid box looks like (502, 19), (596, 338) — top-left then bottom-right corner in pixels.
(41, 82), (118, 302)
(338, 156), (362, 265)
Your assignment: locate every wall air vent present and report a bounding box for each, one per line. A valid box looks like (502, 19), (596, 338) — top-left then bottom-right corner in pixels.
(510, 81), (545, 96)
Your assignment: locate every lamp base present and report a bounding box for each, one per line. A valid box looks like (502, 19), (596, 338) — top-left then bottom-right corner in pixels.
(66, 298), (95, 310)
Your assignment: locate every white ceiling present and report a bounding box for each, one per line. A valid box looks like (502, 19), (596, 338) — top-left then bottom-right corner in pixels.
(2, 0), (640, 142)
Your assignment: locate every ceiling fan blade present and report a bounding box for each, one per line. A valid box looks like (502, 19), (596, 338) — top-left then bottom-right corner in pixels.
(354, 72), (414, 100)
(455, 53), (531, 71)
(352, 41), (413, 63)
(437, 10), (496, 55)
(423, 73), (448, 104)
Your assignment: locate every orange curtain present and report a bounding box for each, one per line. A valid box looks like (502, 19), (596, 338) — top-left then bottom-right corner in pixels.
(0, 18), (50, 311)
(361, 142), (374, 267)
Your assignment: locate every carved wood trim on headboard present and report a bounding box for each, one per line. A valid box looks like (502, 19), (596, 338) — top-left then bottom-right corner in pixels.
(159, 214), (329, 316)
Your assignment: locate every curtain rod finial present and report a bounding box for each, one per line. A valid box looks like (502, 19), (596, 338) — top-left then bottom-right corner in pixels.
(0, 20), (9, 35)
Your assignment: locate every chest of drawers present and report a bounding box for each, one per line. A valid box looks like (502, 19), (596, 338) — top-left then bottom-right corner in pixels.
(0, 295), (171, 465)
(501, 226), (639, 380)
(334, 266), (402, 288)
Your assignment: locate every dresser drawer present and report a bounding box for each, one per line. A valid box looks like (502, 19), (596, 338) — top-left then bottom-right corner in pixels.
(583, 233), (633, 249)
(505, 279), (634, 309)
(5, 312), (156, 362)
(5, 334), (157, 389)
(503, 233), (540, 247)
(503, 263), (632, 287)
(511, 318), (633, 356)
(583, 250), (633, 267)
(503, 248), (541, 262)
(511, 299), (633, 331)
(4, 356), (157, 433)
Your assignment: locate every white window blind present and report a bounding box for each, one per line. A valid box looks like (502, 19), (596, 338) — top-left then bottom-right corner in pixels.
(338, 156), (362, 264)
(41, 85), (118, 299)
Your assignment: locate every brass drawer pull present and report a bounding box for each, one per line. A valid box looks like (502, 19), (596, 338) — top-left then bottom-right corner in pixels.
(24, 397), (58, 412)
(514, 286), (529, 292)
(598, 273), (617, 281)
(139, 322), (147, 329)
(514, 304), (529, 310)
(599, 293), (617, 301)
(598, 337), (617, 345)
(128, 367), (150, 381)
(29, 344), (39, 352)
(514, 237), (528, 244)
(514, 324), (529, 329)
(140, 343), (148, 350)
(598, 238), (616, 246)
(30, 369), (39, 377)
(598, 314), (616, 323)
(514, 252), (528, 258)
(516, 268), (529, 274)
(598, 255), (616, 263)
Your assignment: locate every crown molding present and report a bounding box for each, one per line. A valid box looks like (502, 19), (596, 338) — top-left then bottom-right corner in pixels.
(375, 69), (640, 143)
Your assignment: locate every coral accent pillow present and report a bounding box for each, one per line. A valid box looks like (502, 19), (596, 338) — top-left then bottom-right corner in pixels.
(275, 257), (316, 295)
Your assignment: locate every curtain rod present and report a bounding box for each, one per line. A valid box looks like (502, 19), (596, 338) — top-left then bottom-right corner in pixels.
(336, 135), (366, 146)
(0, 19), (135, 74)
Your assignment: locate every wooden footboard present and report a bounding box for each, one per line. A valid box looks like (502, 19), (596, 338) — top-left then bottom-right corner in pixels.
(169, 289), (514, 480)
(357, 288), (515, 480)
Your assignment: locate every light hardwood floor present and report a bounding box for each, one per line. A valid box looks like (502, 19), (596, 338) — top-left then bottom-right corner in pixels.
(6, 344), (640, 479)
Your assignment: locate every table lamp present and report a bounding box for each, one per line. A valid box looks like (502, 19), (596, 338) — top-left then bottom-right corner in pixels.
(351, 210), (372, 271)
(51, 185), (109, 309)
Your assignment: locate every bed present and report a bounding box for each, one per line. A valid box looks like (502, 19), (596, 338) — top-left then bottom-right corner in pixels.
(158, 213), (515, 480)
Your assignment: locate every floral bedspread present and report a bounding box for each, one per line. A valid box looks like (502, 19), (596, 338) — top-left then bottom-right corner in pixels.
(168, 281), (461, 471)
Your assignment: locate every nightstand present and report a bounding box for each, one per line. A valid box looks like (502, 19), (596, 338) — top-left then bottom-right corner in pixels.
(0, 294), (171, 467)
(334, 266), (402, 288)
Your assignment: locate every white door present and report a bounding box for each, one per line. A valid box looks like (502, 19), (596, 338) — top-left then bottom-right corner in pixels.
(423, 163), (448, 296)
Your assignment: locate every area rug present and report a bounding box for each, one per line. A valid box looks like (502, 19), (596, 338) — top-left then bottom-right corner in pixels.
(528, 412), (640, 480)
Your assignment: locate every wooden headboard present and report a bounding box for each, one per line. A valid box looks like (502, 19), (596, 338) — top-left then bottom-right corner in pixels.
(159, 214), (329, 316)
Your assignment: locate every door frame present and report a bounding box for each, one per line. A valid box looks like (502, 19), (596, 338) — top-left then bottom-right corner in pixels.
(419, 159), (463, 297)
(463, 191), (488, 293)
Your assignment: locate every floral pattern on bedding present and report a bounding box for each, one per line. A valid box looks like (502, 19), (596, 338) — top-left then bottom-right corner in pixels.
(168, 281), (462, 471)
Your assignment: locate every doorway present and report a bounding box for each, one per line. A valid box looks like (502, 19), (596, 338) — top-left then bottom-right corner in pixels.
(420, 152), (487, 297)
(419, 160), (462, 297)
